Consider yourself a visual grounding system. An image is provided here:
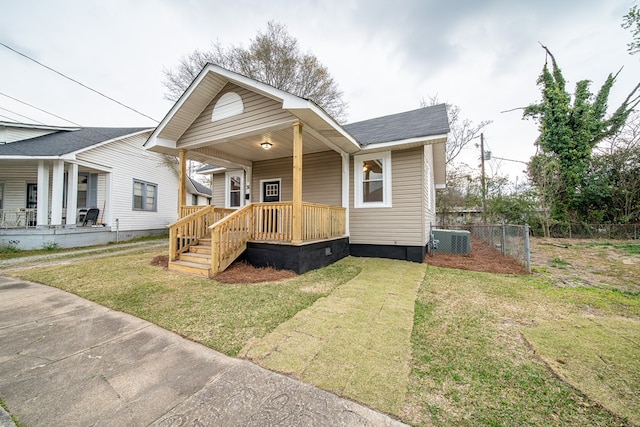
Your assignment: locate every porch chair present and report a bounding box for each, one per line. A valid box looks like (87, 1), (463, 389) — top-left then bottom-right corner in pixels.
(82, 208), (100, 226)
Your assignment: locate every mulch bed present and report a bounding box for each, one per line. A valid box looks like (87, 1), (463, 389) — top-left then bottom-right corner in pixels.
(215, 261), (297, 284)
(425, 236), (530, 275)
(150, 255), (296, 283)
(151, 235), (528, 283)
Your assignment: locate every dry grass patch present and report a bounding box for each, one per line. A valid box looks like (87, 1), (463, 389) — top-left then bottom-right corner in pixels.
(241, 257), (425, 416)
(523, 316), (640, 425)
(403, 266), (636, 426)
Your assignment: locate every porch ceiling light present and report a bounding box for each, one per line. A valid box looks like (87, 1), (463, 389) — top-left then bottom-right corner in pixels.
(261, 141), (273, 150)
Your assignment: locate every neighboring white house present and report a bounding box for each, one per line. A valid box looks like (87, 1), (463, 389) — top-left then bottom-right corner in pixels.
(187, 176), (212, 206)
(0, 122), (179, 249)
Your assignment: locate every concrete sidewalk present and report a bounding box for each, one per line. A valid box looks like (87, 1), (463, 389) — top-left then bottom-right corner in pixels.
(0, 276), (406, 426)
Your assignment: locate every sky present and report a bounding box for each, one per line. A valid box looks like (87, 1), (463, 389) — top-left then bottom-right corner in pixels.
(1, 0), (639, 184)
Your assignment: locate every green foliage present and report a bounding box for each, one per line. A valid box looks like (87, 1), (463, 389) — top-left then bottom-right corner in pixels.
(486, 190), (540, 225)
(575, 145), (640, 223)
(42, 241), (60, 251)
(622, 4), (640, 56)
(524, 45), (640, 223)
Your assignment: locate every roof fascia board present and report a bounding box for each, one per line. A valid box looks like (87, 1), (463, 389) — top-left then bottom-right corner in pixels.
(359, 133), (448, 152)
(69, 129), (153, 156)
(145, 64), (220, 147)
(0, 155), (61, 160)
(0, 121), (80, 131)
(67, 158), (112, 172)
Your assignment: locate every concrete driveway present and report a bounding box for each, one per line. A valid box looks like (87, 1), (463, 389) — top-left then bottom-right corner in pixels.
(0, 275), (406, 426)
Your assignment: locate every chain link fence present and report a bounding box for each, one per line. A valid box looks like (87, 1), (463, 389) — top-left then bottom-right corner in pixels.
(537, 223), (640, 240)
(444, 223), (531, 271)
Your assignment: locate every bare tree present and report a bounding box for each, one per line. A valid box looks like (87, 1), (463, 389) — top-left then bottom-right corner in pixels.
(163, 21), (348, 122)
(421, 95), (491, 164)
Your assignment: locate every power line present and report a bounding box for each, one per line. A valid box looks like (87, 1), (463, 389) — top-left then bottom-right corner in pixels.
(0, 41), (160, 124)
(0, 91), (82, 126)
(0, 105), (45, 125)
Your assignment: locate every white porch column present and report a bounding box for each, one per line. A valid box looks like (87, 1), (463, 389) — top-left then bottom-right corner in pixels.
(244, 166), (252, 204)
(50, 160), (64, 226)
(36, 160), (50, 227)
(341, 151), (350, 236)
(104, 172), (112, 225)
(66, 163), (78, 227)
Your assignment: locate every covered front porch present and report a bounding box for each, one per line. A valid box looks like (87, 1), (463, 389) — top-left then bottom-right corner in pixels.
(147, 65), (361, 276)
(169, 201), (347, 276)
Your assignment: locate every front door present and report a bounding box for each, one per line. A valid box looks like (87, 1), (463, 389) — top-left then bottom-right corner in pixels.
(262, 180), (280, 203)
(261, 179), (281, 235)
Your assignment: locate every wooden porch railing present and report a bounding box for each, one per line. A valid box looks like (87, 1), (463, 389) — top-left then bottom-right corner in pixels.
(168, 202), (346, 275)
(210, 204), (254, 274)
(302, 202), (347, 240)
(208, 202), (346, 274)
(168, 206), (234, 261)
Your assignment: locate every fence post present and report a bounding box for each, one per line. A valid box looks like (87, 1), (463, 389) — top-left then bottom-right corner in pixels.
(524, 224), (531, 272)
(501, 222), (506, 255)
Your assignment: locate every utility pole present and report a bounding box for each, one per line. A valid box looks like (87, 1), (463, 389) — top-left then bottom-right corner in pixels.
(480, 133), (486, 223)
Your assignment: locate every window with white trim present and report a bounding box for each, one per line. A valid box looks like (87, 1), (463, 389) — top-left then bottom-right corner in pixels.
(132, 179), (157, 211)
(354, 151), (392, 208)
(225, 171), (243, 208)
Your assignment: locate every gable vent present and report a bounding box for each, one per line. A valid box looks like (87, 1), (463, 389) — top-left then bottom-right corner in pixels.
(212, 92), (243, 122)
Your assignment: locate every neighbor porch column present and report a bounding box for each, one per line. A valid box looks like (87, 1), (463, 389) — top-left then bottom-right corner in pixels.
(50, 159), (64, 226)
(292, 121), (303, 244)
(178, 149), (187, 213)
(36, 160), (49, 228)
(104, 171), (112, 226)
(66, 163), (78, 227)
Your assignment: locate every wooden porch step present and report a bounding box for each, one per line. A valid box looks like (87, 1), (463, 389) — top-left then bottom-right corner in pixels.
(179, 252), (211, 264)
(190, 245), (211, 255)
(168, 260), (211, 277)
(198, 238), (212, 245)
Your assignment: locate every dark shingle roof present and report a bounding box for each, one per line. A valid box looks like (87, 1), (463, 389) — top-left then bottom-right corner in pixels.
(0, 127), (150, 156)
(343, 104), (449, 146)
(189, 177), (212, 196)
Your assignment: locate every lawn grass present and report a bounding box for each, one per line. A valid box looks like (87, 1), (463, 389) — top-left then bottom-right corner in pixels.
(11, 249), (361, 356)
(403, 266), (638, 426)
(9, 246), (639, 425)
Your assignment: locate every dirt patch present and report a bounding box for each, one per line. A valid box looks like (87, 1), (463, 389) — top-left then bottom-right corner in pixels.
(150, 255), (169, 267)
(529, 238), (640, 293)
(215, 261), (297, 284)
(425, 236), (530, 275)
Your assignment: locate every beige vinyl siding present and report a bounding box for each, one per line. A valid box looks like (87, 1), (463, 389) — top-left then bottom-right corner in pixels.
(349, 147), (425, 246)
(178, 83), (295, 148)
(77, 132), (178, 231)
(251, 150), (341, 205)
(211, 173), (226, 207)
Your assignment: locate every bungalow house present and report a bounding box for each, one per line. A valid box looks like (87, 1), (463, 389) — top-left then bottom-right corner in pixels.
(187, 176), (212, 206)
(145, 64), (448, 276)
(0, 122), (181, 249)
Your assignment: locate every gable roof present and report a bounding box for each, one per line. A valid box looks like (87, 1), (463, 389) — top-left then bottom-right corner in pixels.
(188, 176), (212, 196)
(0, 127), (151, 157)
(344, 104), (449, 146)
